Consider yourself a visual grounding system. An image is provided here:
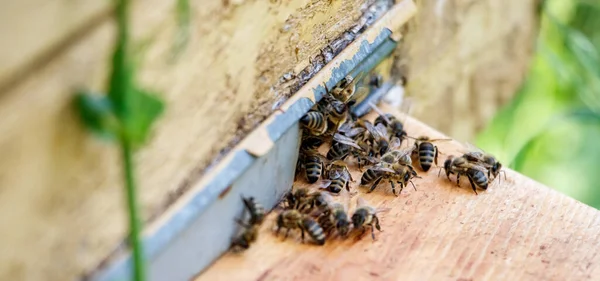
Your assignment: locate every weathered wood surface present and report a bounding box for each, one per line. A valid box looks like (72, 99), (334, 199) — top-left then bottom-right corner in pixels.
(197, 106), (600, 281)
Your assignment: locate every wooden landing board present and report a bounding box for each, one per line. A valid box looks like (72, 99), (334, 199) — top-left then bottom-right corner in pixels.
(195, 106), (600, 281)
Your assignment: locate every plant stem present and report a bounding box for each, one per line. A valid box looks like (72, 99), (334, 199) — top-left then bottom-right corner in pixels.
(121, 138), (146, 281)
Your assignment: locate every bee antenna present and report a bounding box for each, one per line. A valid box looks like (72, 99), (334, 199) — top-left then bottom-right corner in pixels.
(409, 180), (417, 191)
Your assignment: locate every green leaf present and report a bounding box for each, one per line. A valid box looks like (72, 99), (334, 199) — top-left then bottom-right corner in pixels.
(122, 87), (165, 146)
(74, 91), (119, 140)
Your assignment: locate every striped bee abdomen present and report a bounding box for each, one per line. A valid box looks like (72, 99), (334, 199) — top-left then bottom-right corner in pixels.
(301, 111), (325, 131)
(418, 142), (436, 172)
(302, 218), (326, 245)
(360, 168), (381, 185)
(305, 155), (322, 183)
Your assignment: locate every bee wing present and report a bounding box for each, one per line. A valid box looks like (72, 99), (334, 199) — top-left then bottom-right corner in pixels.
(319, 180), (333, 189)
(333, 133), (363, 150)
(328, 169), (343, 179)
(468, 162), (490, 173)
(397, 147), (415, 159)
(363, 120), (386, 140)
(375, 123), (390, 139)
(389, 137), (402, 150)
(370, 166), (396, 173)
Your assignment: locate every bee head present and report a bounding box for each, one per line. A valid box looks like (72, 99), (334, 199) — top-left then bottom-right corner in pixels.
(379, 140), (389, 155)
(352, 209), (367, 227)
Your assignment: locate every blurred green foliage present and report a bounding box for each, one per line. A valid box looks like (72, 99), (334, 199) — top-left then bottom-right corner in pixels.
(477, 0), (600, 208)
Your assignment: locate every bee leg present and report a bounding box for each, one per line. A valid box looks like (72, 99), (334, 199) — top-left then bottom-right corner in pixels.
(347, 168), (354, 181)
(370, 224), (376, 240)
(284, 228), (291, 239)
(456, 174), (461, 187)
(301, 228), (306, 242)
(434, 146), (439, 166)
(345, 180), (351, 191)
(374, 216), (381, 231)
(368, 177), (383, 193)
(390, 181), (397, 196)
(467, 175), (478, 195)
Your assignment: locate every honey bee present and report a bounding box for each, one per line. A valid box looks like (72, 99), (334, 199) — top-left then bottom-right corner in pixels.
(317, 197), (351, 238)
(410, 136), (451, 172)
(326, 75), (367, 104)
(319, 97), (352, 136)
(241, 196), (266, 225)
(462, 143), (505, 181)
(298, 149), (325, 184)
(231, 196), (265, 251)
(351, 197), (389, 240)
(276, 209), (326, 245)
(321, 160), (353, 194)
(231, 220), (260, 251)
(360, 162), (418, 196)
(300, 110), (328, 136)
(285, 187), (328, 213)
(370, 101), (409, 141)
(442, 155), (489, 195)
(362, 120), (391, 157)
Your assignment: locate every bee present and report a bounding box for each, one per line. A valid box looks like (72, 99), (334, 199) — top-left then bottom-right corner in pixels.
(370, 101), (409, 141)
(318, 203), (351, 238)
(351, 197), (389, 240)
(462, 143), (505, 181)
(442, 155), (489, 195)
(326, 75), (367, 104)
(300, 110), (327, 136)
(231, 220), (260, 251)
(409, 136), (451, 172)
(285, 187), (328, 213)
(321, 160), (354, 194)
(362, 120), (391, 157)
(325, 99), (351, 135)
(360, 162), (418, 196)
(241, 196), (266, 225)
(231, 196), (265, 251)
(276, 209), (326, 245)
(298, 149), (325, 184)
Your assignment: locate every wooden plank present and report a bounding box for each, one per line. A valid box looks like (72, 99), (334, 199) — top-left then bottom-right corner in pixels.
(197, 106), (600, 281)
(0, 1), (381, 280)
(0, 0), (111, 90)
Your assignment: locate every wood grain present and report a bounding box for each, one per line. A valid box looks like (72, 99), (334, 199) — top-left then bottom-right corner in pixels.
(196, 106), (600, 281)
